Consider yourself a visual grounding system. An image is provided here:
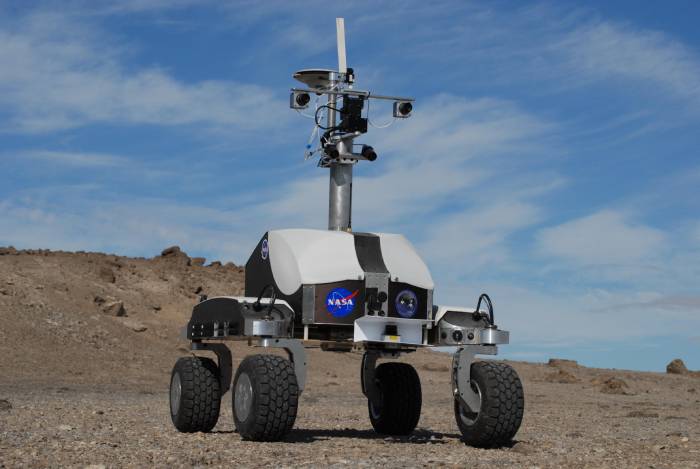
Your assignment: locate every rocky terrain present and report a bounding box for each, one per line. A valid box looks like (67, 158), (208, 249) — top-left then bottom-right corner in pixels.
(1, 247), (699, 468)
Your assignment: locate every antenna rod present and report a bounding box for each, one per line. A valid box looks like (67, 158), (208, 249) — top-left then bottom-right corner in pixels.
(328, 18), (352, 232)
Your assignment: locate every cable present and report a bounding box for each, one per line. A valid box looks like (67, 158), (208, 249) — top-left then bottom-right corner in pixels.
(366, 92), (396, 129)
(315, 104), (342, 130)
(254, 284), (277, 318)
(475, 293), (495, 326)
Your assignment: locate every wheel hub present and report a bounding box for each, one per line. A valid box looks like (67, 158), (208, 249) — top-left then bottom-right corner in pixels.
(234, 372), (254, 422)
(170, 373), (182, 415)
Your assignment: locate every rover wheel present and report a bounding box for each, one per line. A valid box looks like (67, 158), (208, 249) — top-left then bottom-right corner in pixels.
(368, 362), (422, 435)
(454, 361), (524, 447)
(170, 356), (221, 432)
(232, 354), (299, 441)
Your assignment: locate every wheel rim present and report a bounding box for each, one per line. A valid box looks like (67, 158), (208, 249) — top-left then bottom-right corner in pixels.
(234, 372), (253, 422)
(170, 372), (182, 416)
(457, 381), (482, 426)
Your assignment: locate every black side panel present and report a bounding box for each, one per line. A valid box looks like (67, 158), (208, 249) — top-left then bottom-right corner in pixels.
(314, 280), (365, 325)
(188, 297), (244, 338)
(245, 233), (303, 322)
(353, 233), (388, 274)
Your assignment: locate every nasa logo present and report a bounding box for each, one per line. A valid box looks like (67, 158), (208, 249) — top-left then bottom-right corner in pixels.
(325, 287), (360, 318)
(261, 239), (269, 260)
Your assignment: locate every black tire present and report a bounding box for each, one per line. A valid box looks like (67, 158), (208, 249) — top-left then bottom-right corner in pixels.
(454, 361), (524, 448)
(232, 354), (299, 441)
(170, 356), (221, 432)
(368, 362), (422, 435)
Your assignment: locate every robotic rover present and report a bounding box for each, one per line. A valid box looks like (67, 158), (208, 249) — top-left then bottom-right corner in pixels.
(169, 18), (524, 447)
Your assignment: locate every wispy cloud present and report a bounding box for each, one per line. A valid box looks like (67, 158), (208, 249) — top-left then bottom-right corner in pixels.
(0, 10), (287, 134)
(20, 150), (128, 167)
(536, 210), (665, 265)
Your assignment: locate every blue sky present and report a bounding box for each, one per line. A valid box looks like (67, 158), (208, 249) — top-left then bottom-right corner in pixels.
(1, 1), (699, 371)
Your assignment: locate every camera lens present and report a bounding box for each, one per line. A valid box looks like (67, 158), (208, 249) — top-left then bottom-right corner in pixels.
(295, 92), (311, 107)
(398, 102), (412, 115)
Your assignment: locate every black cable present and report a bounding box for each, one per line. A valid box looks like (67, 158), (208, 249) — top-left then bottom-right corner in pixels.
(254, 284), (277, 317)
(475, 293), (495, 326)
(314, 104), (342, 130)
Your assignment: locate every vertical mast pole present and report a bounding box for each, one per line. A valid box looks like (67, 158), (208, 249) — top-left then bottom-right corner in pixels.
(328, 18), (353, 232)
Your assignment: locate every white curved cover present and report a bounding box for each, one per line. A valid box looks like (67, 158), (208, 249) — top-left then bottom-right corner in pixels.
(268, 229), (434, 295)
(268, 229), (364, 295)
(376, 233), (434, 289)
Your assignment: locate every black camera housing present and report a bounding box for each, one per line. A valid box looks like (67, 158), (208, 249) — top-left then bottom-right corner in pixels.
(339, 95), (368, 134)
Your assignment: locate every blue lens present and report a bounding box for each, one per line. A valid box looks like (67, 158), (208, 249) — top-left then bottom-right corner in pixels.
(395, 289), (418, 318)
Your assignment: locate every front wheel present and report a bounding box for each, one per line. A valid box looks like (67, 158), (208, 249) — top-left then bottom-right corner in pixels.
(232, 354), (299, 441)
(454, 361), (524, 447)
(368, 362), (422, 435)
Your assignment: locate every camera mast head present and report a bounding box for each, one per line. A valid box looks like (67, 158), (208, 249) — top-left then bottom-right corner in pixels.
(290, 18), (413, 167)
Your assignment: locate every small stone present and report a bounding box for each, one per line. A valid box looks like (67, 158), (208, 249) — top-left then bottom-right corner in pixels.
(102, 300), (126, 317)
(93, 295), (106, 305)
(0, 399), (11, 411)
(596, 376), (630, 395)
(121, 318), (147, 332)
(58, 424), (73, 431)
(85, 465), (106, 469)
(626, 410), (659, 418)
(93, 410), (104, 415)
(152, 305), (162, 312)
(511, 441), (535, 455)
(208, 261), (222, 267)
(667, 359), (689, 375)
(681, 437), (689, 443)
(194, 286), (203, 294)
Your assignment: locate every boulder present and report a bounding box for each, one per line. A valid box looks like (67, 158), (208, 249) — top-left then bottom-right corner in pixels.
(160, 246), (182, 257)
(208, 261), (222, 267)
(0, 246), (17, 255)
(191, 257), (206, 266)
(667, 359), (688, 375)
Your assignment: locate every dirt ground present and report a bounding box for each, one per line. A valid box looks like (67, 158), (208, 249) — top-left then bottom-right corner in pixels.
(1, 248), (699, 468)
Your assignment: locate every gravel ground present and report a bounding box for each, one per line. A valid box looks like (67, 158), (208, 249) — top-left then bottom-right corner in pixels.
(2, 349), (699, 469)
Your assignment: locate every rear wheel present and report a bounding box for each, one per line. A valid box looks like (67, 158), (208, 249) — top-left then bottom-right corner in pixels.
(232, 354), (299, 441)
(454, 361), (524, 447)
(170, 356), (221, 432)
(368, 362), (422, 435)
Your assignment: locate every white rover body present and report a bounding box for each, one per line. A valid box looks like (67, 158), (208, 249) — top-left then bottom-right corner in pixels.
(169, 19), (523, 447)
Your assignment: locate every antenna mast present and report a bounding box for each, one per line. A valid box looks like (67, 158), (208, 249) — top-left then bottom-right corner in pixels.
(290, 18), (414, 232)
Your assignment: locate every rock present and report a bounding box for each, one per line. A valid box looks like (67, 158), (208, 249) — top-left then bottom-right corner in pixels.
(667, 359), (688, 375)
(160, 246), (182, 257)
(0, 399), (11, 411)
(548, 358), (578, 368)
(511, 441), (536, 455)
(98, 267), (116, 283)
(193, 286), (203, 294)
(545, 369), (580, 384)
(208, 261), (222, 267)
(626, 410), (659, 418)
(191, 257), (206, 266)
(93, 295), (106, 305)
(0, 246), (17, 255)
(597, 376), (630, 395)
(224, 262), (237, 269)
(121, 318), (147, 332)
(58, 424), (73, 431)
(85, 464), (106, 469)
(102, 300), (126, 317)
(152, 305), (162, 312)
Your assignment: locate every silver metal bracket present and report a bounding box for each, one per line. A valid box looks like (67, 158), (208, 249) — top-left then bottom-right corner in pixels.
(360, 350), (402, 406)
(191, 342), (233, 395)
(258, 338), (308, 392)
(452, 345), (497, 412)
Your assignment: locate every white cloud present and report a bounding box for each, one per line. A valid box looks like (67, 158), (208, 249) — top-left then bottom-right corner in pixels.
(557, 22), (700, 107)
(0, 11), (287, 133)
(20, 150), (128, 167)
(536, 210), (665, 265)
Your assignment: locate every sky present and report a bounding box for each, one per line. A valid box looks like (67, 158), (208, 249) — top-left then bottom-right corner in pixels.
(1, 0), (699, 372)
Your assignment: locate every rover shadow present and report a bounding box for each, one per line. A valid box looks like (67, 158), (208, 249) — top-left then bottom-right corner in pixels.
(284, 427), (461, 444)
